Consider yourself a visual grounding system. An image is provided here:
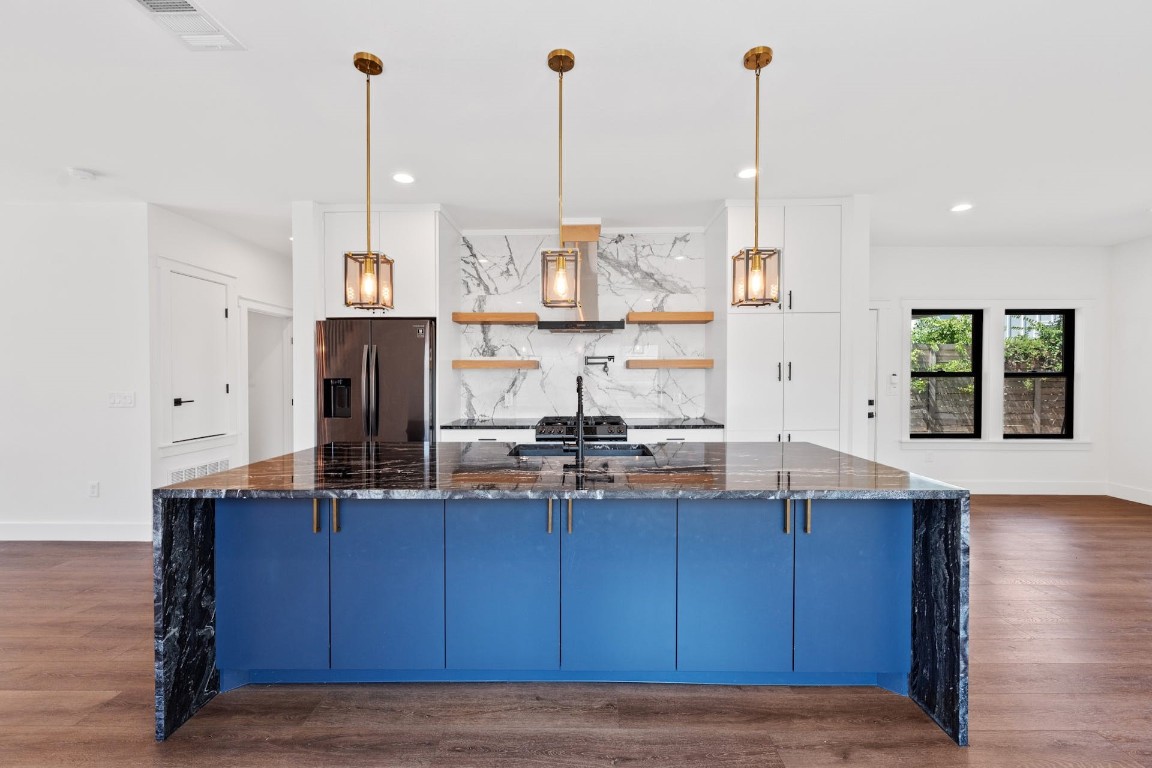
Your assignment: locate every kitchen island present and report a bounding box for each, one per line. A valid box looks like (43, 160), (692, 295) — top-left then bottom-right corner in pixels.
(154, 441), (968, 744)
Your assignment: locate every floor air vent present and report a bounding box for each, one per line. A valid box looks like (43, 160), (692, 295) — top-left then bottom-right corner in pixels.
(169, 459), (230, 485)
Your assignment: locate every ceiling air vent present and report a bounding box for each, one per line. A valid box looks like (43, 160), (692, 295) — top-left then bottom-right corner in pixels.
(132, 0), (244, 51)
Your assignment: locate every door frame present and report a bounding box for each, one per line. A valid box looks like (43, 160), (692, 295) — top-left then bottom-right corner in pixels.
(238, 298), (293, 467)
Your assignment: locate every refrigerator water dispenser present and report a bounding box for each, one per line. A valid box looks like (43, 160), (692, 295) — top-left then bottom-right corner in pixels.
(323, 378), (352, 418)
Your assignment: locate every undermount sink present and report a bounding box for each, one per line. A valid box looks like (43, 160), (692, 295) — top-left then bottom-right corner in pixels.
(508, 443), (655, 458)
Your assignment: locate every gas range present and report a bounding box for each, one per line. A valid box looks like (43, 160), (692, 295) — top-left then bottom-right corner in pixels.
(535, 415), (628, 442)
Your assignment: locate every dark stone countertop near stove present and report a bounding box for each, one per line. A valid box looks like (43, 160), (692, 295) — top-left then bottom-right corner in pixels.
(156, 441), (963, 500)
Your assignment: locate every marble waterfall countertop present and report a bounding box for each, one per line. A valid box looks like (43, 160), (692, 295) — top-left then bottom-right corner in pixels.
(157, 441), (963, 499)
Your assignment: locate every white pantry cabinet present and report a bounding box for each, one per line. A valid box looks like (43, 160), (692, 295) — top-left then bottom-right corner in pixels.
(725, 312), (840, 445)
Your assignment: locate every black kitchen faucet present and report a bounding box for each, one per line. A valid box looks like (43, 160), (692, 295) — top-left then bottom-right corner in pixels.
(575, 375), (585, 466)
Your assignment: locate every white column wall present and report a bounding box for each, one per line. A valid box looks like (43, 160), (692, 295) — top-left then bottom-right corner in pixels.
(0, 203), (152, 540)
(1108, 236), (1152, 505)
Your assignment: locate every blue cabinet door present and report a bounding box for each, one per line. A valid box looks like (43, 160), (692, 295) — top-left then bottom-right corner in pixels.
(794, 500), (913, 674)
(330, 499), (445, 669)
(561, 499), (676, 671)
(678, 499), (794, 671)
(445, 499), (560, 670)
(215, 498), (330, 670)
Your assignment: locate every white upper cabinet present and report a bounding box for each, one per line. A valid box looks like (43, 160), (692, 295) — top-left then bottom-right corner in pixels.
(323, 209), (439, 318)
(781, 205), (841, 313)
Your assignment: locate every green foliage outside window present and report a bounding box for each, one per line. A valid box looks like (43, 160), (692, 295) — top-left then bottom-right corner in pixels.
(910, 314), (973, 393)
(1004, 316), (1063, 373)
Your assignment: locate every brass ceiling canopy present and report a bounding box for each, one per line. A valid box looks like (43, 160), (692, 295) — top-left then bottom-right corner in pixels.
(353, 51), (383, 76)
(743, 45), (773, 71)
(547, 48), (575, 74)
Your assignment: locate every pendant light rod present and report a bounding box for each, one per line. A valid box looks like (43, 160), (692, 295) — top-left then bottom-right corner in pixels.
(548, 49), (575, 246)
(354, 52), (383, 257)
(744, 46), (773, 251)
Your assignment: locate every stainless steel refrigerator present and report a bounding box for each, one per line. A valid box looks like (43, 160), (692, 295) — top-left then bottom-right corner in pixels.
(316, 318), (435, 444)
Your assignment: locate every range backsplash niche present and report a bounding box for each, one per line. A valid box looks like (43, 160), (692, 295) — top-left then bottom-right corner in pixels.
(458, 232), (706, 419)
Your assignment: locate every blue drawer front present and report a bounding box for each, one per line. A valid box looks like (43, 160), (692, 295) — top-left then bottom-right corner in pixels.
(794, 499), (913, 674)
(678, 499), (794, 671)
(446, 500), (560, 670)
(561, 499), (676, 671)
(215, 498), (330, 670)
(330, 499), (445, 670)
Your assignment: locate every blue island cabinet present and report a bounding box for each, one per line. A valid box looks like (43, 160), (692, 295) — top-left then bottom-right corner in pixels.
(561, 499), (677, 671)
(215, 498), (446, 682)
(794, 499), (913, 688)
(445, 499), (560, 670)
(677, 499), (794, 672)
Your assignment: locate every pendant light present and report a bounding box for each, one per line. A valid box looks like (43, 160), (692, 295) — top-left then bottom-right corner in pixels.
(732, 46), (781, 307)
(541, 48), (580, 308)
(344, 51), (394, 310)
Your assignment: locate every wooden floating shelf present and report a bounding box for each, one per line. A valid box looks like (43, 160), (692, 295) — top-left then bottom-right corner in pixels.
(452, 312), (540, 325)
(625, 359), (714, 370)
(626, 311), (714, 325)
(452, 359), (540, 370)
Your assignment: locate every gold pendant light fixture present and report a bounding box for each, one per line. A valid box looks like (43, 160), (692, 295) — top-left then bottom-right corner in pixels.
(541, 48), (581, 309)
(345, 51), (395, 310)
(732, 45), (781, 307)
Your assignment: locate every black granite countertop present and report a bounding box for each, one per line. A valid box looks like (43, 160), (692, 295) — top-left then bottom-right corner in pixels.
(626, 417), (724, 429)
(156, 441), (963, 500)
(440, 418), (541, 429)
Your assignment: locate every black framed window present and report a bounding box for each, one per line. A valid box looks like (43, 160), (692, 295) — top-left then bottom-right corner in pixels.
(1003, 310), (1074, 438)
(910, 310), (983, 438)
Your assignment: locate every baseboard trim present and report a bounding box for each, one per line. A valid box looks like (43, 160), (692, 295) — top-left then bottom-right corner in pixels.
(1108, 483), (1152, 507)
(954, 480), (1110, 495)
(0, 523), (151, 542)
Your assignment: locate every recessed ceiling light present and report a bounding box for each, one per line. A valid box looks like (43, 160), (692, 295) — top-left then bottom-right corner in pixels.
(950, 203), (973, 213)
(392, 172), (415, 184)
(737, 168), (757, 179)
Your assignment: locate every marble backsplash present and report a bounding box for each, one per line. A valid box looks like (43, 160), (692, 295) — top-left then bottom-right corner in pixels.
(457, 232), (708, 419)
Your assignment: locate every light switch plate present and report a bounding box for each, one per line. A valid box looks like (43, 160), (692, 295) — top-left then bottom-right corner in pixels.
(108, 392), (136, 408)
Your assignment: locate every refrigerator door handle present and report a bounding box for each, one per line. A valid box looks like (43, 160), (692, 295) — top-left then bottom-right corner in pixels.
(361, 344), (371, 437)
(369, 344), (380, 438)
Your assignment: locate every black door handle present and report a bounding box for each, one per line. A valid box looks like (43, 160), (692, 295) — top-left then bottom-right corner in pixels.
(173, 398), (195, 406)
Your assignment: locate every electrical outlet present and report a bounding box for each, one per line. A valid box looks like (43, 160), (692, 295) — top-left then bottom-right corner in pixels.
(88, 481), (100, 498)
(108, 392), (136, 408)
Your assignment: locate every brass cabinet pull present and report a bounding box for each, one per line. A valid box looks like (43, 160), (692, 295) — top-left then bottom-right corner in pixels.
(567, 499), (573, 534)
(312, 499), (321, 534)
(784, 499), (791, 535)
(547, 498), (554, 534)
(332, 499), (341, 533)
(804, 499), (812, 535)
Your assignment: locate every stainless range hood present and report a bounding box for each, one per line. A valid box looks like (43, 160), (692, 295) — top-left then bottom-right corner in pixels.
(537, 240), (625, 333)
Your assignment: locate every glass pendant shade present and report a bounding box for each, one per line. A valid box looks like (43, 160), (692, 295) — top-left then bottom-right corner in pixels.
(732, 247), (780, 306)
(541, 248), (580, 307)
(344, 250), (394, 309)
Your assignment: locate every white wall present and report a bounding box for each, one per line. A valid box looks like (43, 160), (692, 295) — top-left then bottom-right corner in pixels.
(871, 246), (1110, 494)
(1109, 236), (1152, 504)
(148, 205), (292, 490)
(0, 203), (152, 540)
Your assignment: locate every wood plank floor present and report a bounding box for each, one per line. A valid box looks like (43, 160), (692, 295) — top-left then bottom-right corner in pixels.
(2, 495), (1151, 767)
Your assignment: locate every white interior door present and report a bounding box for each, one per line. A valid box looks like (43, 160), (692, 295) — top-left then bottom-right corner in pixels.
(782, 313), (841, 432)
(247, 312), (293, 462)
(865, 309), (879, 460)
(170, 272), (228, 442)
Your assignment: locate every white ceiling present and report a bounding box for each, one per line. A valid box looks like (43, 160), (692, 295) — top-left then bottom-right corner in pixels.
(3, 0), (1151, 256)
